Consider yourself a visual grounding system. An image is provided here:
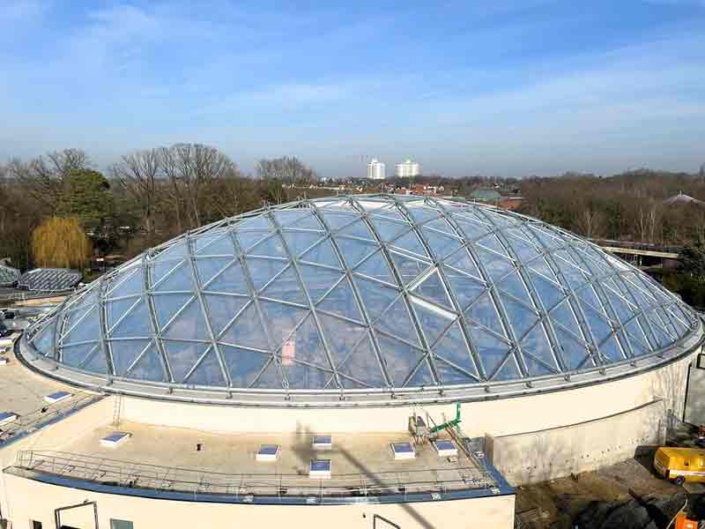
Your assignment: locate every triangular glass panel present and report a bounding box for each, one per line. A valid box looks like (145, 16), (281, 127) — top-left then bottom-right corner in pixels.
(280, 315), (332, 370)
(110, 299), (153, 339)
(195, 234), (235, 257)
(204, 294), (250, 337)
(554, 327), (592, 370)
(575, 285), (604, 315)
(186, 349), (226, 386)
(110, 339), (150, 376)
(237, 216), (271, 231)
(464, 292), (504, 337)
(298, 264), (343, 304)
(163, 341), (210, 382)
(432, 321), (479, 380)
(355, 250), (395, 284)
(454, 217), (493, 240)
(504, 228), (542, 261)
(475, 247), (514, 283)
(127, 342), (166, 382)
(282, 231), (323, 257)
(410, 296), (455, 346)
(599, 334), (625, 362)
(645, 312), (673, 347)
(375, 334), (424, 387)
(153, 293), (193, 330)
(390, 251), (430, 285)
(476, 233), (510, 258)
(443, 266), (487, 311)
(530, 272), (566, 311)
(300, 238), (341, 268)
(193, 228), (228, 254)
(318, 313), (368, 367)
(526, 257), (559, 284)
(334, 236), (378, 268)
(105, 297), (140, 333)
(422, 227), (462, 260)
(260, 266), (307, 306)
(624, 319), (653, 355)
(219, 303), (269, 351)
(196, 257), (234, 287)
(405, 359), (435, 387)
(246, 257), (288, 291)
(374, 297), (421, 347)
(581, 305), (614, 345)
(338, 219), (375, 240)
(369, 217), (409, 242)
(444, 249), (483, 280)
(236, 230), (269, 252)
(413, 271), (452, 310)
(603, 288), (635, 325)
(466, 325), (511, 376)
(318, 277), (364, 322)
(436, 357), (478, 384)
(528, 225), (564, 250)
(248, 235), (287, 259)
(222, 346), (271, 387)
(353, 277), (399, 322)
(282, 362), (331, 389)
(492, 356), (521, 382)
(550, 301), (584, 342)
(206, 261), (249, 295)
(157, 239), (188, 261)
(63, 290), (97, 326)
(259, 300), (310, 350)
(32, 319), (57, 356)
(272, 210), (310, 228)
(496, 271), (531, 304)
(370, 203), (405, 221)
(252, 359), (284, 389)
(82, 347), (109, 375)
(391, 231), (430, 259)
(153, 262), (193, 293)
(501, 294), (539, 340)
(408, 205), (440, 224)
(335, 334), (387, 388)
(108, 268), (144, 298)
(150, 259), (183, 288)
(162, 299), (210, 341)
(290, 213), (323, 231)
(320, 211), (359, 231)
(520, 326), (559, 375)
(62, 308), (101, 345)
(61, 343), (98, 368)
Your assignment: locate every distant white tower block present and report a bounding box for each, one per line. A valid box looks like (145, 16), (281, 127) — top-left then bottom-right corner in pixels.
(395, 159), (421, 178)
(367, 159), (386, 180)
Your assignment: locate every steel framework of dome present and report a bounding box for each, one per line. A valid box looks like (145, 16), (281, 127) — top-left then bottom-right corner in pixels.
(24, 195), (701, 395)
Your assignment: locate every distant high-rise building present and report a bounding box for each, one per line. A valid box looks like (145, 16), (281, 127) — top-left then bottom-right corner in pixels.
(367, 159), (386, 180)
(395, 159), (421, 178)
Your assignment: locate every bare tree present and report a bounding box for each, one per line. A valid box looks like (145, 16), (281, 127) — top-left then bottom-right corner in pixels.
(110, 149), (162, 242)
(576, 206), (605, 239)
(636, 202), (661, 243)
(7, 149), (89, 211)
(256, 156), (317, 187)
(160, 143), (236, 229)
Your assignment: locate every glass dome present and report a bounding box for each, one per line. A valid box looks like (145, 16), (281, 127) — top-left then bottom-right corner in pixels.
(25, 195), (701, 394)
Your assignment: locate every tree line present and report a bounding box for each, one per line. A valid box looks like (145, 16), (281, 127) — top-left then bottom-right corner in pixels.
(0, 145), (316, 270)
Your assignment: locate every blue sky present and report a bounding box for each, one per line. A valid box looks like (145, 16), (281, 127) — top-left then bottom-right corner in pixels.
(1, 0), (704, 177)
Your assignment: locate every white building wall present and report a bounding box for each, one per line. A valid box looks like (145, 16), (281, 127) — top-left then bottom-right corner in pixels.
(395, 160), (421, 178)
(2, 474), (516, 529)
(367, 159), (386, 180)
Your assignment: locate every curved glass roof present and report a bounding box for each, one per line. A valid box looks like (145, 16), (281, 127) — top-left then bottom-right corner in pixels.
(25, 195), (701, 394)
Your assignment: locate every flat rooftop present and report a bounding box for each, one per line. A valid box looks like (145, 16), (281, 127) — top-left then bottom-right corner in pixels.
(9, 419), (506, 503)
(0, 337), (100, 446)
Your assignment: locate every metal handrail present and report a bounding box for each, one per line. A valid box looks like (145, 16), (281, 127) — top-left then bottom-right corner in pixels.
(12, 449), (498, 499)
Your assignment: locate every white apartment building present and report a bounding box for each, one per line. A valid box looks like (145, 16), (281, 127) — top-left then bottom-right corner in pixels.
(395, 159), (421, 178)
(366, 159), (386, 180)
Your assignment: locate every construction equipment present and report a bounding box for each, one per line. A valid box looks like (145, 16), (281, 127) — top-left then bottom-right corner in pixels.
(409, 403), (461, 444)
(654, 447), (705, 485)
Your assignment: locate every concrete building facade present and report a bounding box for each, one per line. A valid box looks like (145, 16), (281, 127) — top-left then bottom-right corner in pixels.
(395, 159), (421, 178)
(367, 159), (386, 180)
